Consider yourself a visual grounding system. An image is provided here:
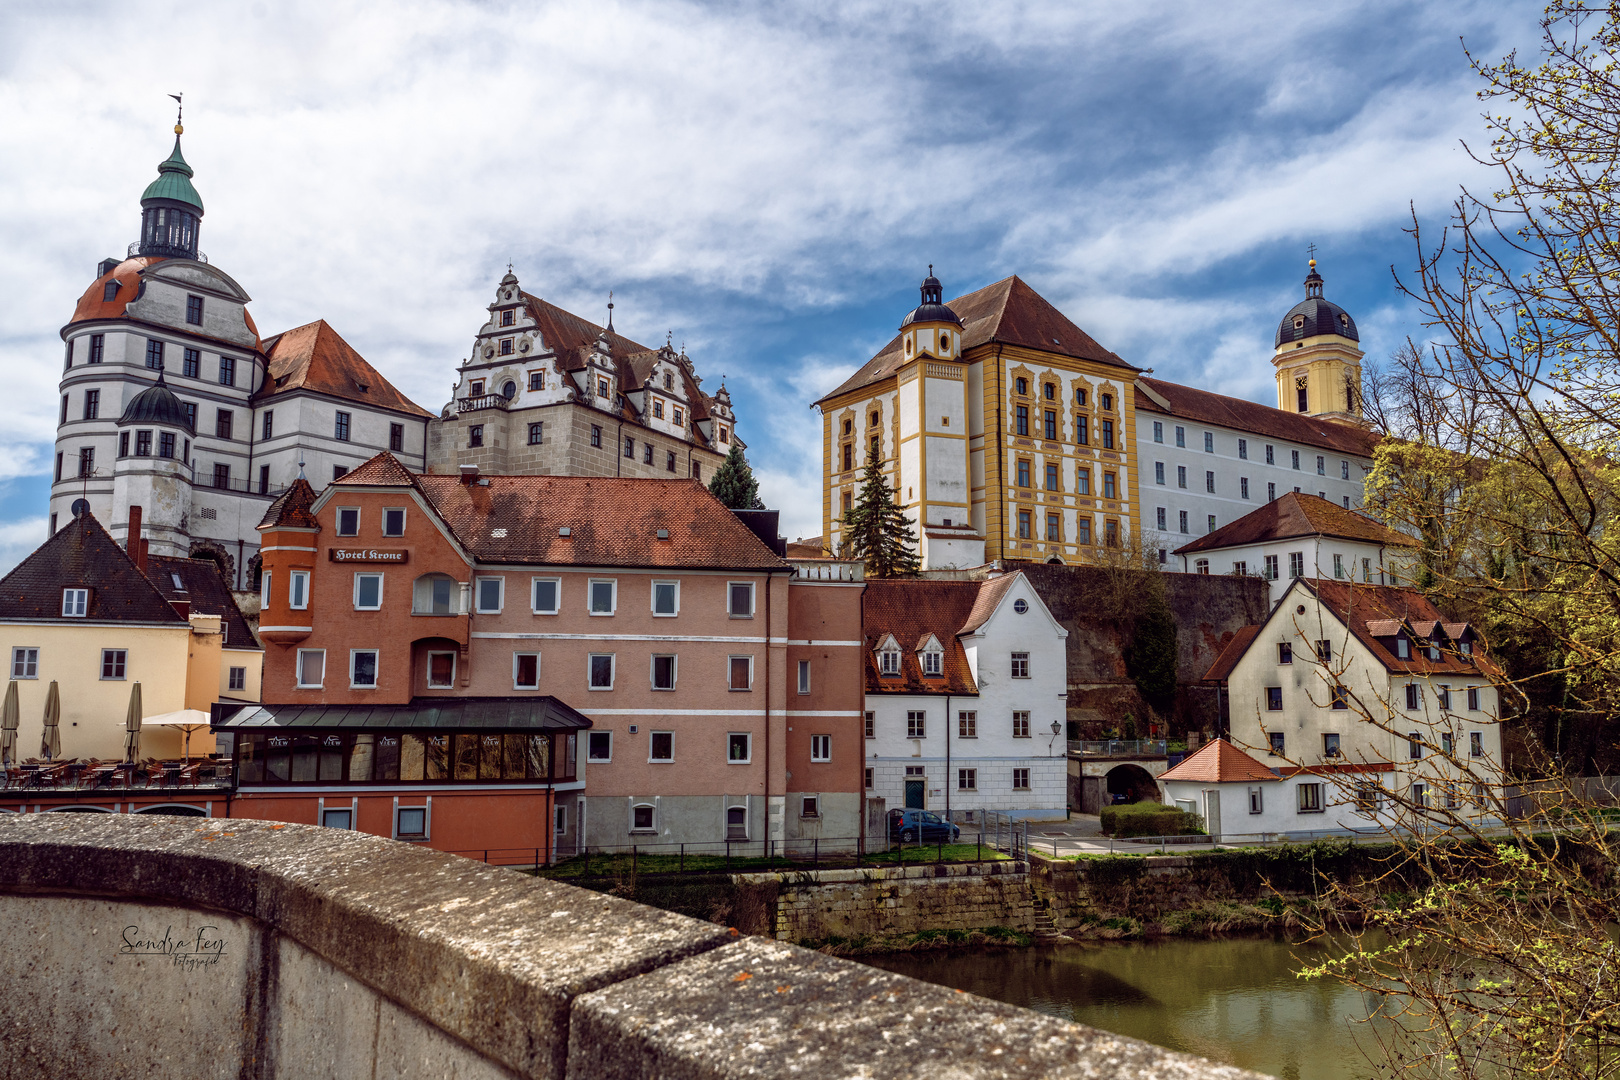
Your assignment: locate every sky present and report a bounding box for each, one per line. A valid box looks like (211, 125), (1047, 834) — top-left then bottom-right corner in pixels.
(0, 1), (1538, 574)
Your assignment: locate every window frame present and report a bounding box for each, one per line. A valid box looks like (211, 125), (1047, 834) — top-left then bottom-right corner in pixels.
(353, 572), (384, 611)
(288, 571), (310, 611)
(1012, 711), (1031, 738)
(10, 646), (39, 680)
(62, 588), (88, 618)
(651, 653), (678, 691)
(958, 768), (977, 792)
(587, 730), (612, 763)
(1266, 686), (1283, 711)
(296, 649), (326, 689)
(1012, 768), (1031, 792)
(651, 580), (680, 617)
(531, 577), (561, 615)
(1297, 782), (1324, 814)
(394, 804), (430, 842)
(727, 581), (755, 618)
(513, 652), (540, 690)
(728, 655), (754, 691)
(97, 648), (127, 681)
(796, 658), (811, 695)
(727, 732), (752, 764)
(648, 731), (674, 763)
(474, 575), (505, 615)
(1010, 652), (1030, 679)
(425, 650), (456, 689)
(381, 507), (407, 537)
(335, 506), (361, 537)
(349, 649), (380, 689)
(334, 410), (352, 442)
(810, 734), (831, 762)
(587, 578), (617, 616)
(906, 710), (927, 739)
(588, 653), (616, 690)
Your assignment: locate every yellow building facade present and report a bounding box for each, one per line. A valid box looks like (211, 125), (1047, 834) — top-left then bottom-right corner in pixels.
(817, 274), (1141, 568)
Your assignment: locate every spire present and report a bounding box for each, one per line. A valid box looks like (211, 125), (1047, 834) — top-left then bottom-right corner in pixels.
(1304, 247), (1324, 299)
(606, 291), (614, 333)
(137, 100), (204, 259)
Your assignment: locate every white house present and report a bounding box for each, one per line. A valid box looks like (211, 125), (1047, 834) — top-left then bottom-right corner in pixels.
(1173, 492), (1417, 606)
(1207, 577), (1504, 829)
(862, 572), (1068, 821)
(1159, 738), (1398, 838)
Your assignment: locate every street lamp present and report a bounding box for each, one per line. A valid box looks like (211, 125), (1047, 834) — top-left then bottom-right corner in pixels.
(1048, 719), (1063, 756)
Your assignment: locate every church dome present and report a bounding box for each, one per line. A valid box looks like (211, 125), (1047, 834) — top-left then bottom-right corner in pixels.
(899, 267), (964, 330)
(118, 373), (195, 433)
(1275, 261), (1358, 347)
(141, 137), (204, 214)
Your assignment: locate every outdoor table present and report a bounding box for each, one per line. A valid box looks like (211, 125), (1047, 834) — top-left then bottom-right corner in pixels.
(90, 766), (118, 789)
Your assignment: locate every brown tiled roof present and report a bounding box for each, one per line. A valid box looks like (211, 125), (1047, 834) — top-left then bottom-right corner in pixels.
(784, 538), (826, 559)
(66, 256), (263, 349)
(862, 579), (982, 694)
(145, 555), (259, 650)
(414, 473), (785, 569)
(257, 478), (320, 530)
(1159, 738), (1278, 783)
(1304, 579), (1493, 678)
(1203, 624), (1261, 681)
(819, 276), (1137, 404)
(0, 513), (183, 625)
(332, 452), (422, 489)
(958, 573), (1020, 635)
(256, 320), (430, 418)
(1175, 492), (1414, 555)
(1134, 376), (1379, 458)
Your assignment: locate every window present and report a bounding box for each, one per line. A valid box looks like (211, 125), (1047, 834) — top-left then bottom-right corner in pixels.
(1266, 686), (1283, 711)
(1016, 459), (1031, 488)
(1012, 711), (1031, 738)
(350, 650), (379, 688)
(1195, 558), (1209, 574)
(865, 712), (875, 738)
(180, 293), (204, 326)
(1080, 519), (1093, 544)
(1411, 782), (1428, 808)
(958, 768), (977, 791)
(525, 421), (544, 446)
(334, 411), (351, 441)
(78, 447), (94, 478)
(61, 588), (89, 617)
(1015, 376), (1029, 395)
(589, 424), (603, 448)
(426, 651), (455, 689)
(354, 573), (383, 610)
(219, 356), (236, 386)
(1152, 421), (1163, 443)
(1467, 687), (1480, 712)
(878, 647), (900, 676)
(589, 579), (616, 615)
(798, 795), (821, 818)
(1103, 472), (1116, 499)
(532, 578), (560, 614)
(1044, 462), (1059, 491)
(1331, 553), (1345, 579)
(382, 508), (406, 537)
(666, 451), (677, 472)
(229, 666), (246, 691)
(1043, 410), (1058, 439)
(333, 465), (347, 482)
(1263, 554), (1279, 580)
(1175, 426), (1186, 448)
(639, 731), (672, 762)
(811, 734), (831, 762)
(588, 731), (612, 762)
(1438, 686), (1452, 711)
(336, 507), (360, 537)
(183, 403), (196, 431)
(624, 435), (635, 459)
(1406, 731), (1423, 759)
(395, 806), (429, 841)
(1014, 405), (1030, 437)
(1242, 786), (1264, 815)
(1291, 449), (1300, 470)
(1046, 513), (1060, 541)
(528, 370), (544, 392)
(598, 377), (612, 398)
(906, 711), (926, 738)
(146, 339), (164, 370)
(1470, 730), (1484, 758)
(1178, 511), (1189, 534)
(865, 768), (874, 790)
(1323, 733), (1342, 759)
(1203, 431), (1214, 453)
(922, 649), (942, 676)
(1317, 455), (1326, 476)
(87, 333), (104, 364)
(1233, 560), (1247, 576)
(81, 388), (101, 421)
(643, 443), (654, 465)
(213, 463), (230, 488)
(728, 732), (751, 762)
(1314, 639), (1332, 663)
(499, 338), (514, 356)
(470, 379), (486, 397)
(588, 654), (614, 689)
(1011, 767), (1032, 791)
(390, 424), (404, 453)
(1155, 507), (1166, 530)
(1397, 637), (1411, 660)
(1288, 552), (1304, 578)
(728, 582), (754, 617)
(1440, 731), (1454, 756)
(652, 580), (678, 616)
(1277, 642), (1293, 665)
(289, 571), (310, 610)
(729, 656), (753, 690)
(958, 711), (977, 738)
(1297, 783), (1323, 813)
(261, 571), (272, 610)
(1177, 465), (1187, 489)
(469, 424), (484, 448)
(1267, 482), (1276, 502)
(476, 576), (503, 613)
(652, 654), (677, 691)
(297, 649), (325, 688)
(1010, 652), (1030, 678)
(11, 648), (38, 679)
(1269, 731), (1285, 755)
(631, 804), (656, 831)
(514, 653), (539, 689)
(1101, 419), (1114, 448)
(1076, 416), (1089, 445)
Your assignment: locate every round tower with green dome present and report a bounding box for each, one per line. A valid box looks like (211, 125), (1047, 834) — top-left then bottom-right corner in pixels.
(136, 119), (204, 260)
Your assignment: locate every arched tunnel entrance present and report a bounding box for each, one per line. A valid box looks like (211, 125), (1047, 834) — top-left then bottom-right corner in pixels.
(1104, 763), (1161, 805)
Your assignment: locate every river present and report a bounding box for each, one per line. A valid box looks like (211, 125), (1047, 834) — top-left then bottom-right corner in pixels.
(864, 936), (1391, 1080)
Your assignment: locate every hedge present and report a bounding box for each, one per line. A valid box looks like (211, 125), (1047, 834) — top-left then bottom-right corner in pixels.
(1100, 804), (1204, 837)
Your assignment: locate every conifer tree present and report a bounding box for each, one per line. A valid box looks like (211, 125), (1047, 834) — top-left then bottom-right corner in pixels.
(840, 441), (919, 577)
(708, 443), (763, 510)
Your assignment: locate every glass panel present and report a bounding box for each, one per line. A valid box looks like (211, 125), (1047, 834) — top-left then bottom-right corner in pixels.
(566, 733), (577, 777)
(399, 734), (425, 781)
(290, 736), (319, 782)
(356, 576), (380, 608)
(527, 735), (551, 779)
(515, 654), (538, 688)
(591, 581), (613, 612)
(349, 735), (374, 781)
(429, 653), (455, 687)
(480, 734), (502, 779)
(654, 582), (676, 614)
(454, 734), (479, 780)
(266, 735), (291, 782)
(432, 578), (452, 613)
(503, 734), (527, 780)
(239, 735), (264, 783)
(425, 735), (449, 780)
(534, 580), (557, 612)
(318, 735), (346, 781)
(374, 735), (400, 782)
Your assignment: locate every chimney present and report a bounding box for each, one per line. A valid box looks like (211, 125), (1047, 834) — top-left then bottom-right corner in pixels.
(127, 506), (147, 571)
(459, 464), (479, 484)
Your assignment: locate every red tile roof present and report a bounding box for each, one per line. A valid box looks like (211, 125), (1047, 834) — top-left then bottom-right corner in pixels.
(67, 257), (262, 349)
(1135, 376), (1379, 458)
(863, 579), (983, 694)
(145, 555), (259, 650)
(0, 512), (183, 625)
(1306, 579), (1493, 677)
(1175, 492), (1414, 556)
(257, 478), (320, 530)
(1159, 738), (1278, 784)
(819, 276), (1137, 403)
(256, 320), (430, 418)
(959, 573), (1019, 635)
(332, 451), (421, 488)
(1203, 624), (1261, 681)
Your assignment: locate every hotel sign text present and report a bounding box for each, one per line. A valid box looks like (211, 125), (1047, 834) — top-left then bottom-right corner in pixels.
(328, 548), (409, 564)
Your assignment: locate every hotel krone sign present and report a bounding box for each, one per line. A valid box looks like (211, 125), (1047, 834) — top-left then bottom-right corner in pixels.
(328, 548), (409, 563)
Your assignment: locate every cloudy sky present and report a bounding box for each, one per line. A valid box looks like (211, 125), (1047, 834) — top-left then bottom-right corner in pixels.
(0, 1), (1534, 573)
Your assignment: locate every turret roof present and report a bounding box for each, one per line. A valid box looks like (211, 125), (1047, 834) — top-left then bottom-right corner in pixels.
(140, 137), (204, 213)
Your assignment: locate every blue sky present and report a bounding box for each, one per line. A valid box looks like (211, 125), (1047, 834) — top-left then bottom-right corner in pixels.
(0, 1), (1535, 572)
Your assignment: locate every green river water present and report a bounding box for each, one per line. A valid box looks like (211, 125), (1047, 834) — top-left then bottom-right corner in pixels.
(865, 936), (1392, 1080)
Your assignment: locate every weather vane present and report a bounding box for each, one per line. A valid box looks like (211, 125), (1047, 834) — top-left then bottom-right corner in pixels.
(169, 93), (184, 135)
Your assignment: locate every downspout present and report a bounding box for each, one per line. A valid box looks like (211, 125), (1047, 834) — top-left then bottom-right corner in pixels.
(992, 346), (1004, 554)
(763, 569), (773, 851)
(616, 418), (624, 477)
(944, 692), (951, 823)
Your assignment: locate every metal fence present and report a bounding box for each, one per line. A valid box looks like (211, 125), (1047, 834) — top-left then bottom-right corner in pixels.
(1067, 739), (1169, 756)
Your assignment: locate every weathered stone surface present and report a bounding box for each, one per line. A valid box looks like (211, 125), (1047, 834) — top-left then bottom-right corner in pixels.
(567, 937), (1267, 1079)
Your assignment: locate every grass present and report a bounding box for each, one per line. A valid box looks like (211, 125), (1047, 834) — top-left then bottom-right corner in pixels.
(538, 841), (1007, 879)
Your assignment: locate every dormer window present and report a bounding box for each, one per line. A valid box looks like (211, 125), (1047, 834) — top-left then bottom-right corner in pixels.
(62, 588), (88, 617)
(1294, 314), (1307, 330)
(719, 427), (729, 443)
(597, 377), (611, 397)
(922, 650), (942, 676)
(877, 636), (902, 677)
(1396, 636), (1411, 660)
(1460, 639), (1472, 656)
(102, 281), (119, 302)
(1428, 643), (1441, 661)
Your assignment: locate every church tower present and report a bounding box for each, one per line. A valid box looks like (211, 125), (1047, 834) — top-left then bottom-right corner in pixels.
(1271, 258), (1363, 423)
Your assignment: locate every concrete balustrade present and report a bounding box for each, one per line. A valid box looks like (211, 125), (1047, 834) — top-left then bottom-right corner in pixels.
(0, 815), (1262, 1079)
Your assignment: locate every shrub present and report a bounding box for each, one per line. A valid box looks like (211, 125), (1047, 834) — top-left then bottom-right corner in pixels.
(1099, 803), (1204, 837)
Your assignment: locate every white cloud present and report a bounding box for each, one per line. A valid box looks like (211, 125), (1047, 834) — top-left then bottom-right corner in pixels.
(0, 518), (46, 578)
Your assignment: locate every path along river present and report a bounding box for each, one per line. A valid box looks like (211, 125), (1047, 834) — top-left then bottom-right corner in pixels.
(866, 935), (1395, 1080)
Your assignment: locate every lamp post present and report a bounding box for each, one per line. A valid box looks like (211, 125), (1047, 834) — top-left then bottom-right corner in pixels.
(1048, 719), (1063, 756)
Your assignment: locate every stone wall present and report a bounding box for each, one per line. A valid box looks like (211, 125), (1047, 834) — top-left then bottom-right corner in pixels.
(0, 814), (1263, 1080)
(739, 861), (1034, 944)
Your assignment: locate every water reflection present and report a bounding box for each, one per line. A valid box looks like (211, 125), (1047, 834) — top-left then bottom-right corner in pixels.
(864, 936), (1390, 1080)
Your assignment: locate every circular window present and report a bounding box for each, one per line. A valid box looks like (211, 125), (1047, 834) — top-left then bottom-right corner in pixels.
(502, 381), (517, 399)
(1296, 604), (1307, 615)
(1293, 315), (1306, 330)
(484, 346), (495, 359)
(1013, 598), (1029, 614)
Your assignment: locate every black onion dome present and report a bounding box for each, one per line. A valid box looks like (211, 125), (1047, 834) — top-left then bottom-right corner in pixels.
(900, 267), (964, 330)
(118, 373), (195, 434)
(1276, 262), (1358, 347)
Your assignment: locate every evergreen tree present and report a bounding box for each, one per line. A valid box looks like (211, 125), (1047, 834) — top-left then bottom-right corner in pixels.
(1125, 594), (1178, 709)
(840, 441), (919, 577)
(707, 443), (763, 510)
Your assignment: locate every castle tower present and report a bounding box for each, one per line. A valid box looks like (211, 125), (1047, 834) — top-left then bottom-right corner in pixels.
(109, 372), (197, 557)
(1271, 258), (1363, 423)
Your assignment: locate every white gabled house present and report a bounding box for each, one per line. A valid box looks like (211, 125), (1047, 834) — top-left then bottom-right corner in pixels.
(862, 572), (1068, 822)
(1204, 577), (1504, 832)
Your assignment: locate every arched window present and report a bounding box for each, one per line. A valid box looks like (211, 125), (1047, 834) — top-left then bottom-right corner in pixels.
(412, 573), (459, 615)
(502, 380), (517, 400)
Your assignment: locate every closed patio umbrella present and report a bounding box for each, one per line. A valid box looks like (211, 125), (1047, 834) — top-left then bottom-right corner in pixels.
(123, 682), (143, 764)
(1, 681), (17, 767)
(39, 681), (60, 762)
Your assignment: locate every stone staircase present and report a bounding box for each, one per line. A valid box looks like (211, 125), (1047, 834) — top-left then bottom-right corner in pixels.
(1031, 899), (1066, 941)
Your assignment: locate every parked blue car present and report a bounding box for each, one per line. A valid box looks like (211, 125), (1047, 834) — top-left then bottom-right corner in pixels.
(887, 808), (961, 844)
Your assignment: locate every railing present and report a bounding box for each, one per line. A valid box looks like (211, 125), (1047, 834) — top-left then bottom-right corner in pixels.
(185, 465), (287, 498)
(1068, 739), (1168, 756)
(789, 559), (863, 582)
(126, 242), (207, 264)
(455, 832), (1019, 874)
(2, 758), (234, 793)
(457, 394), (512, 414)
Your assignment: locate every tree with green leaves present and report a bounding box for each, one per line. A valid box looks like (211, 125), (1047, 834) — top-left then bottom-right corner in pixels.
(839, 441), (919, 577)
(707, 443), (764, 510)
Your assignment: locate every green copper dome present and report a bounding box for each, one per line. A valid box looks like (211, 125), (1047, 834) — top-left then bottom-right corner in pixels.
(140, 137), (204, 213)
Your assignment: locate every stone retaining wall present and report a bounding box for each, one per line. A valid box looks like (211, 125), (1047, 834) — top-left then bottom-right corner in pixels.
(0, 815), (1263, 1080)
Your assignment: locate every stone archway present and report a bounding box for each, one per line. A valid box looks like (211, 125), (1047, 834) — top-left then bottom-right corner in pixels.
(247, 551), (264, 590)
(1104, 763), (1161, 804)
(187, 539), (235, 586)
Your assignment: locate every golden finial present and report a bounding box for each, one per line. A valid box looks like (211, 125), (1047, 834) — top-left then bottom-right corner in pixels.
(169, 93), (184, 135)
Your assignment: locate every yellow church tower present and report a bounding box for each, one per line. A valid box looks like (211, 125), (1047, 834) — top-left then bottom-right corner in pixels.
(1272, 258), (1363, 423)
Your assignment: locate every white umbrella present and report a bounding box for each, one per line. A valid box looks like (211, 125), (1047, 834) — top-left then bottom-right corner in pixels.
(143, 708), (211, 762)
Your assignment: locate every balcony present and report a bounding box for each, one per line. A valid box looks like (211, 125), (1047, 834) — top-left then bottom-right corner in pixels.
(457, 394), (511, 414)
(790, 559), (864, 582)
(126, 241), (207, 264)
